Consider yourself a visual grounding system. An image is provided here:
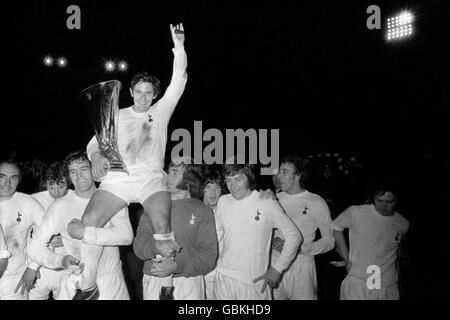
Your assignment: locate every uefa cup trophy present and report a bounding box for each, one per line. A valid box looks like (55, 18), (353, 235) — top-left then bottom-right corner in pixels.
(80, 80), (128, 174)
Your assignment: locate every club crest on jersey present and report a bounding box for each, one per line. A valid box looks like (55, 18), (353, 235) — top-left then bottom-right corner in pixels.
(148, 114), (153, 122)
(16, 211), (22, 222)
(302, 206), (309, 215)
(395, 232), (400, 241)
(190, 213), (196, 225)
(255, 210), (261, 221)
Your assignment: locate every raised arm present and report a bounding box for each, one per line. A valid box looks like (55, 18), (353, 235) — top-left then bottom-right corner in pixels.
(158, 23), (188, 119)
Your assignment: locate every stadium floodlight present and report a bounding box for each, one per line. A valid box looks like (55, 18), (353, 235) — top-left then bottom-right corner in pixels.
(43, 56), (53, 66)
(386, 11), (414, 41)
(118, 61), (128, 71)
(57, 57), (67, 67)
(105, 61), (115, 72)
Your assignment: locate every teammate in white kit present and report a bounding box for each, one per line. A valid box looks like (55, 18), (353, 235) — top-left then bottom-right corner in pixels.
(333, 184), (409, 300)
(32, 162), (72, 211)
(201, 167), (224, 299)
(0, 160), (44, 300)
(76, 23), (187, 299)
(213, 162), (302, 300)
(272, 156), (335, 300)
(29, 162), (72, 299)
(28, 151), (132, 300)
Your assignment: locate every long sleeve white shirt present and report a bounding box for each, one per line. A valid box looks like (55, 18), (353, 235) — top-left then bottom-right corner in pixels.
(87, 46), (188, 176)
(0, 192), (44, 274)
(0, 224), (9, 259)
(27, 192), (133, 278)
(215, 190), (301, 286)
(273, 191), (334, 261)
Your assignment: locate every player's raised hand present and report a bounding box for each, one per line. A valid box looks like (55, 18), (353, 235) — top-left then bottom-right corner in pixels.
(170, 23), (185, 49)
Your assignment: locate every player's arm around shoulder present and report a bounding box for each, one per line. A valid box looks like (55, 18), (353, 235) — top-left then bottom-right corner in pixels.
(157, 23), (188, 116)
(83, 207), (133, 246)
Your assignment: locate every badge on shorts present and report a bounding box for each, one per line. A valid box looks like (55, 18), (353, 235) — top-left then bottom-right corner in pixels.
(16, 211), (22, 222)
(255, 210), (261, 221)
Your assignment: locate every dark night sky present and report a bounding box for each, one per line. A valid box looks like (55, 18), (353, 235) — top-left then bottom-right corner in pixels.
(2, 0), (449, 169)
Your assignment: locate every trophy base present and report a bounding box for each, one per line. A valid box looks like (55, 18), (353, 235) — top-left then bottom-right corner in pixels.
(108, 163), (129, 175)
(159, 286), (175, 300)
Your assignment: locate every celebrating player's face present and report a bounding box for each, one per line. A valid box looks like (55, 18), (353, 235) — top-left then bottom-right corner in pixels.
(203, 183), (222, 207)
(374, 192), (397, 216)
(0, 163), (20, 199)
(167, 165), (185, 193)
(130, 82), (156, 111)
(67, 160), (94, 193)
(277, 162), (299, 193)
(225, 173), (251, 200)
(46, 180), (68, 199)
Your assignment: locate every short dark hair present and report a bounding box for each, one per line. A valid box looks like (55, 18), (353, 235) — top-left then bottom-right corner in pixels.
(222, 163), (257, 191)
(130, 71), (161, 97)
(0, 159), (22, 182)
(280, 155), (309, 189)
(63, 150), (90, 176)
(176, 164), (205, 200)
(203, 167), (223, 186)
(41, 162), (67, 189)
(371, 181), (399, 203)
